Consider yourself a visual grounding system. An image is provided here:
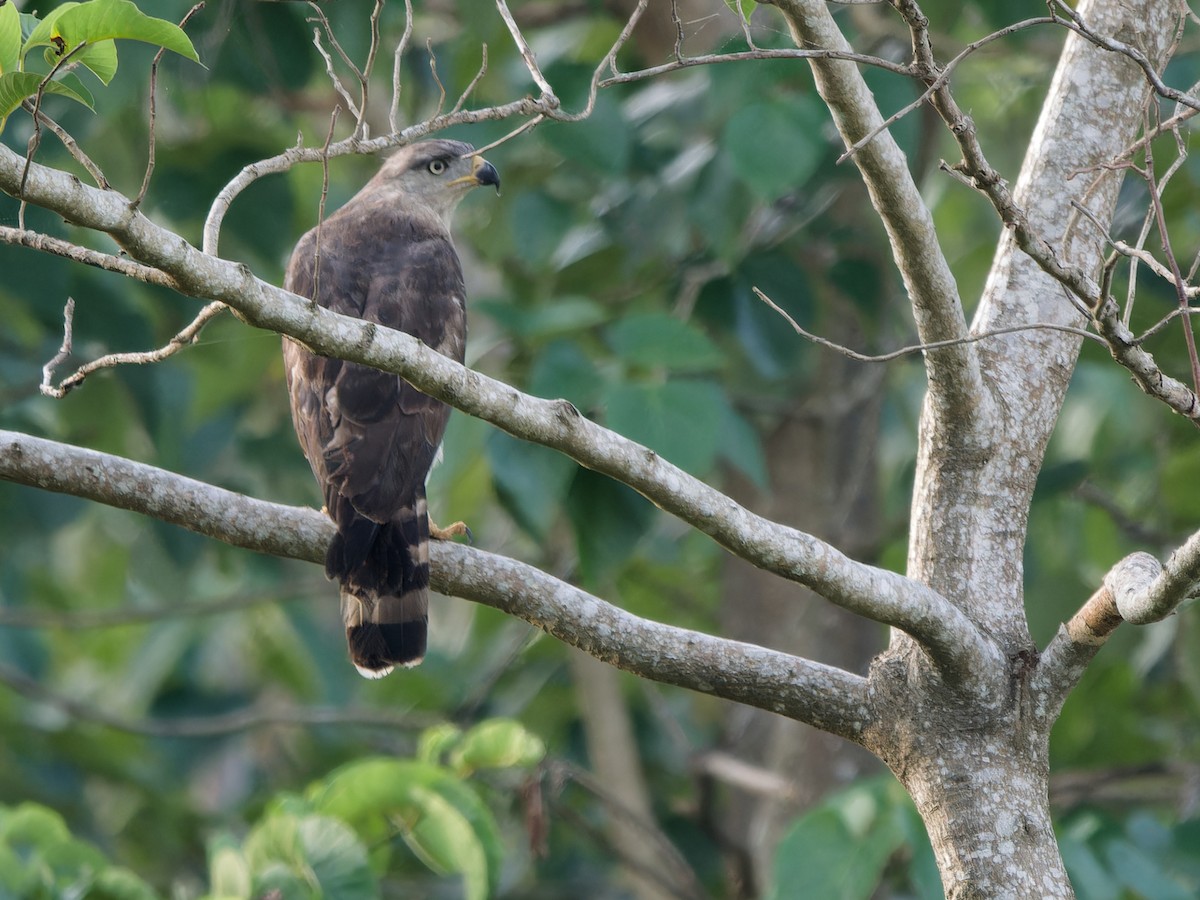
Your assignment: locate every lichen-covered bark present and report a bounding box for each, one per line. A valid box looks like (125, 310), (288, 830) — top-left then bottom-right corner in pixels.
(895, 0), (1184, 894)
(767, 0), (1184, 895)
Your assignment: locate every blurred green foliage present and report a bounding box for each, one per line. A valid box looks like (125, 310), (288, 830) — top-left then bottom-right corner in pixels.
(0, 0), (1198, 896)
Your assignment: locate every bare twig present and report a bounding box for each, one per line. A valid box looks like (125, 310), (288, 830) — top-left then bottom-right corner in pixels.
(0, 226), (176, 288)
(1048, 0), (1198, 113)
(136, 3), (206, 208)
(311, 24), (362, 121)
(837, 17), (1055, 164)
(496, 0), (557, 100)
(20, 39), (91, 225)
(754, 287), (1102, 362)
(17, 103), (108, 188)
(452, 45), (489, 115)
(309, 106), (341, 307)
(1142, 111), (1200, 393)
(427, 38), (446, 116)
(388, 0), (415, 134)
(41, 298), (226, 398)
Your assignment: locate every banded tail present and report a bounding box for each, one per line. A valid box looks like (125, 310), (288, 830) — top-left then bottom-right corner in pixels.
(324, 492), (430, 677)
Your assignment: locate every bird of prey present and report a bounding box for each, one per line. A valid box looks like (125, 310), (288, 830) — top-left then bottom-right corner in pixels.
(282, 139), (499, 678)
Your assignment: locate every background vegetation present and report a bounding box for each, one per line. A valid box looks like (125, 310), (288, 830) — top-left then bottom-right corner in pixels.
(1, 0), (1198, 896)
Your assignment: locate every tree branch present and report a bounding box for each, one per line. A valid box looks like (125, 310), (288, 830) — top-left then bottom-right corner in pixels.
(0, 429), (871, 739)
(0, 142), (1003, 692)
(762, 0), (992, 438)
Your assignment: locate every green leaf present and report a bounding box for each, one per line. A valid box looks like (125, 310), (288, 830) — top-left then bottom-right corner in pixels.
(0, 70), (94, 131)
(603, 379), (725, 475)
(528, 339), (602, 411)
(566, 468), (655, 584)
(0, 2), (20, 75)
(607, 312), (724, 373)
(724, 0), (758, 22)
(90, 867), (161, 900)
(449, 718), (546, 775)
(297, 816), (376, 900)
(398, 786), (489, 900)
(73, 37), (118, 85)
(477, 295), (608, 340)
(25, 0), (200, 64)
(718, 402), (768, 489)
(310, 758), (505, 895)
(487, 431), (576, 540)
(244, 813), (375, 900)
(768, 786), (906, 900)
(417, 722), (464, 764)
(207, 836), (252, 899)
(1103, 838), (1195, 900)
(722, 98), (827, 199)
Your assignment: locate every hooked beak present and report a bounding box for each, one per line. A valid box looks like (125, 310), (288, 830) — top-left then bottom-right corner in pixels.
(471, 155), (501, 193)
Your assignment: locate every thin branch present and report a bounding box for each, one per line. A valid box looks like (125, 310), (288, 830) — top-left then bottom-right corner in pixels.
(201, 95), (552, 255)
(427, 38), (446, 116)
(837, 17), (1056, 164)
(762, 0), (990, 435)
(0, 226), (177, 289)
(360, 0), (385, 126)
(40, 298), (226, 398)
(549, 0), (648, 123)
(495, 0), (557, 100)
(600, 46), (911, 89)
(136, 3), (206, 208)
(20, 39), (92, 224)
(452, 45), (488, 116)
(1141, 109), (1200, 393)
(0, 429), (873, 737)
(755, 287), (1103, 361)
(311, 23), (361, 122)
(1048, 0), (1199, 113)
(17, 103), (108, 188)
(388, 0), (415, 134)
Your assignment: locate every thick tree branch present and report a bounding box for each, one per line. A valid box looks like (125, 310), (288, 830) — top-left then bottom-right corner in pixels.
(0, 142), (1003, 691)
(762, 0), (991, 438)
(0, 429), (871, 739)
(903, 0), (1185, 646)
(1033, 550), (1176, 718)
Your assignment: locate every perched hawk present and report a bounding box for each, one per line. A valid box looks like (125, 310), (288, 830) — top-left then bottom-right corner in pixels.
(283, 139), (499, 678)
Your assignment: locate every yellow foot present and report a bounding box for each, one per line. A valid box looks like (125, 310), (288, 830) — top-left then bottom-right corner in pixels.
(431, 519), (473, 544)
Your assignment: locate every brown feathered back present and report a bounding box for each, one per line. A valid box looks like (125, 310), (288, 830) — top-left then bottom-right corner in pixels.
(282, 139), (497, 677)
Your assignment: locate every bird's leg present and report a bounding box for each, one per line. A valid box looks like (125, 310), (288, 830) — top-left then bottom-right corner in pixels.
(430, 519), (473, 544)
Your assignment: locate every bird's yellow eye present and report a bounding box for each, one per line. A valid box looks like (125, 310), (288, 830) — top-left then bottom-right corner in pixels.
(427, 159), (447, 175)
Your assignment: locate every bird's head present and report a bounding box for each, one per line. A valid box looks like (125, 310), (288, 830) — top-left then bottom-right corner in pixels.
(372, 139), (500, 225)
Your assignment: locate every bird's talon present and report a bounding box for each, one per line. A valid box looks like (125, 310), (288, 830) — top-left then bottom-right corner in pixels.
(431, 520), (472, 544)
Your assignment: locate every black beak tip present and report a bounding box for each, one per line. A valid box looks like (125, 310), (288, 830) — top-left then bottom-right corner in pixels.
(477, 160), (501, 194)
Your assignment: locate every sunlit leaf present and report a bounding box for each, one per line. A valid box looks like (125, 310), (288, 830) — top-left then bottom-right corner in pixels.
(0, 70), (94, 131)
(398, 786), (489, 900)
(25, 0), (199, 64)
(0, 2), (20, 75)
(310, 757), (505, 895)
(449, 718), (546, 775)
